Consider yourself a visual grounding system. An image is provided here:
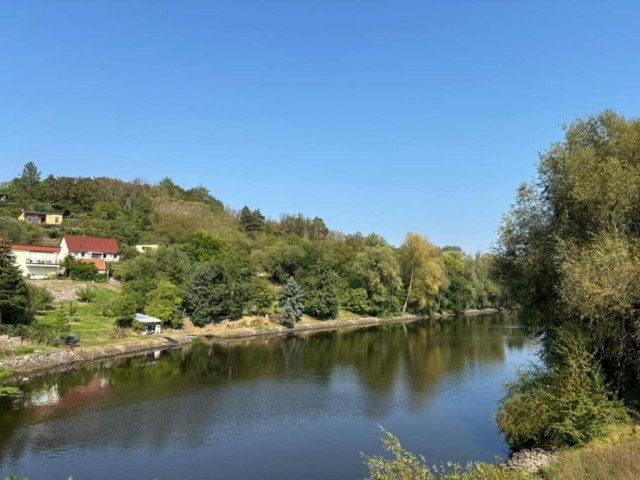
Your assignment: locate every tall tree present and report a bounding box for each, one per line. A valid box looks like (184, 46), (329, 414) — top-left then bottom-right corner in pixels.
(495, 111), (640, 393)
(398, 233), (446, 313)
(302, 261), (340, 319)
(17, 162), (41, 196)
(0, 233), (29, 324)
(279, 277), (305, 327)
(353, 234), (402, 314)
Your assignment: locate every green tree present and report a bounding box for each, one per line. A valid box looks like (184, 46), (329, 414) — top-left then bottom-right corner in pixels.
(146, 280), (183, 328)
(279, 277), (305, 327)
(302, 261), (340, 319)
(250, 279), (275, 316)
(353, 234), (402, 315)
(178, 231), (228, 263)
(111, 293), (137, 327)
(182, 264), (219, 326)
(239, 206), (265, 234)
(25, 284), (53, 317)
(494, 111), (640, 393)
(0, 233), (29, 324)
(17, 162), (41, 196)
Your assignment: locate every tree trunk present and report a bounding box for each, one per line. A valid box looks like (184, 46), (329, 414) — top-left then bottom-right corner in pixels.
(402, 267), (414, 314)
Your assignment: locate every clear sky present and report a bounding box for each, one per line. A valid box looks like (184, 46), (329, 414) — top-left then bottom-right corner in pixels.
(2, 1), (640, 252)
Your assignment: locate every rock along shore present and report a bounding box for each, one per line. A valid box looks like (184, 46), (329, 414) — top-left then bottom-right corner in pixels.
(1, 308), (501, 377)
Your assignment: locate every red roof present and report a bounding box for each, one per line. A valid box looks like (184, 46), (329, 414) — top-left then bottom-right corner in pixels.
(12, 244), (60, 253)
(63, 235), (118, 254)
(77, 259), (107, 271)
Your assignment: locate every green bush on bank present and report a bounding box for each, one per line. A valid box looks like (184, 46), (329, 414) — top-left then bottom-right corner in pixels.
(496, 329), (628, 451)
(362, 428), (534, 480)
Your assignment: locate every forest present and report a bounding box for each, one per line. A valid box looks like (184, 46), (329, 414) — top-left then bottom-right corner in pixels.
(0, 163), (502, 327)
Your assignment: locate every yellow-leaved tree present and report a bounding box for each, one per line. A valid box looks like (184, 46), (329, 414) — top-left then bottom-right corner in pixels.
(398, 233), (446, 314)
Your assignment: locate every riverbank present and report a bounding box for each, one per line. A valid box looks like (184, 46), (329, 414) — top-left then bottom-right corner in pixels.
(0, 308), (501, 376)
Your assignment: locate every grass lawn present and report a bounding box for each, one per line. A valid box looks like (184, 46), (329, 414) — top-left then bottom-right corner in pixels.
(37, 287), (153, 347)
(544, 424), (640, 480)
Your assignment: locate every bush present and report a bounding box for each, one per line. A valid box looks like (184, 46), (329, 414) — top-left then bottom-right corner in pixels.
(26, 284), (53, 317)
(362, 427), (533, 480)
(496, 330), (628, 450)
(111, 293), (137, 327)
(76, 285), (97, 303)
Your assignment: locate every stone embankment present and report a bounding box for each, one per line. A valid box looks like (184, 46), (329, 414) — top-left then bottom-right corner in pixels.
(503, 449), (557, 474)
(2, 336), (191, 377)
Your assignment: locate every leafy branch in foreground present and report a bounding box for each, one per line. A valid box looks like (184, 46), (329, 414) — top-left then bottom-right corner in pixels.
(361, 427), (533, 480)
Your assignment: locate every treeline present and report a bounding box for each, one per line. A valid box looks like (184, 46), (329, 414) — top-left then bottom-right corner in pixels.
(0, 163), (503, 325)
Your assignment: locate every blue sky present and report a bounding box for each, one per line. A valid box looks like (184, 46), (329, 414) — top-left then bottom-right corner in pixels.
(2, 1), (640, 252)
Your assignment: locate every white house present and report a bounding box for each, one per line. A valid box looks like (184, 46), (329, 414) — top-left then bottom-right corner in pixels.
(59, 235), (119, 262)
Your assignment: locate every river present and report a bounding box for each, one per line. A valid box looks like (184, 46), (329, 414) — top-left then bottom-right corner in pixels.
(0, 314), (534, 480)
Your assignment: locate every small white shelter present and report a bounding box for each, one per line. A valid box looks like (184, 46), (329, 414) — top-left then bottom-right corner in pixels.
(134, 313), (162, 335)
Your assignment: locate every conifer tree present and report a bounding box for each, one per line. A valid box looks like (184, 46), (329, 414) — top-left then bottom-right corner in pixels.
(0, 233), (28, 325)
(279, 277), (305, 327)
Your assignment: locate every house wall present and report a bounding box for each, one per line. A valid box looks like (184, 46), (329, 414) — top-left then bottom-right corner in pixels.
(18, 212), (45, 224)
(45, 214), (63, 225)
(59, 238), (119, 262)
(11, 249), (60, 279)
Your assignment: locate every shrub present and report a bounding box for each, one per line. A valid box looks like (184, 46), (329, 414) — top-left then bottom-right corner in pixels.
(111, 293), (137, 327)
(76, 285), (97, 303)
(496, 329), (628, 450)
(145, 280), (183, 328)
(362, 427), (534, 480)
(64, 258), (98, 281)
(27, 284), (53, 318)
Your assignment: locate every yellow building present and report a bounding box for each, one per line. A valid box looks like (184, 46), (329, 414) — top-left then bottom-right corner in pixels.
(18, 210), (63, 226)
(11, 244), (61, 279)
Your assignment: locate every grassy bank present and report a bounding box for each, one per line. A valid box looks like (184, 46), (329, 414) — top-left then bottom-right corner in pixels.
(362, 423), (640, 480)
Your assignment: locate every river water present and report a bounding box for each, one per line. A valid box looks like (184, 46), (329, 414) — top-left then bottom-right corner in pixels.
(0, 314), (534, 480)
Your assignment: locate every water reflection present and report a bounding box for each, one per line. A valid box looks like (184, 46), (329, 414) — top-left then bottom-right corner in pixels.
(0, 314), (534, 480)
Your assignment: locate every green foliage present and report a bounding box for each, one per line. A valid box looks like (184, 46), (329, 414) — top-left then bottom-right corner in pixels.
(145, 280), (183, 328)
(0, 233), (29, 325)
(494, 111), (640, 394)
(342, 288), (370, 315)
(111, 293), (137, 327)
(239, 206), (265, 234)
(496, 329), (628, 450)
(354, 234), (402, 315)
(182, 251), (255, 325)
(362, 427), (533, 480)
(279, 277), (305, 327)
(0, 216), (41, 244)
(63, 256), (98, 281)
(249, 279), (275, 316)
(76, 285), (97, 303)
(121, 280), (158, 312)
(178, 231), (228, 263)
(302, 261), (340, 319)
(25, 284), (53, 317)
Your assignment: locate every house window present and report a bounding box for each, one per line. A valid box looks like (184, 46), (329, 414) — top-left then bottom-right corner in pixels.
(103, 254), (107, 259)
(92, 253), (102, 259)
(81, 252), (85, 258)
(55, 217), (60, 224)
